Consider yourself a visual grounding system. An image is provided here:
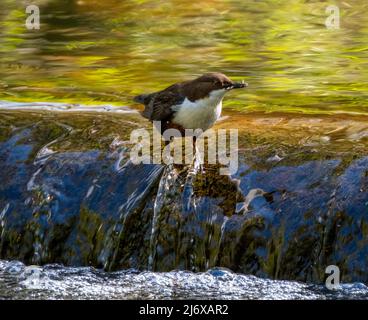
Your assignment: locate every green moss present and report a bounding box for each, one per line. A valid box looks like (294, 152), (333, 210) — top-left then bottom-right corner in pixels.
(76, 207), (105, 265)
(192, 164), (243, 216)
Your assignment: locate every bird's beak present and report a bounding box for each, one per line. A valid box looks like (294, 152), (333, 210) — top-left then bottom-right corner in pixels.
(232, 80), (248, 89)
(225, 80), (248, 90)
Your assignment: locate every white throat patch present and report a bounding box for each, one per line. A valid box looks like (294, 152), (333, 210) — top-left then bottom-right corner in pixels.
(172, 89), (227, 131)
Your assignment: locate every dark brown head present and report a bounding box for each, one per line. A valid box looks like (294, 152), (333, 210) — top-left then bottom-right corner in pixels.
(196, 73), (247, 90)
(182, 72), (248, 101)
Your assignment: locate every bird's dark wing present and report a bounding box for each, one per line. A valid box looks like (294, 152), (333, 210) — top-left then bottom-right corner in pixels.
(135, 84), (185, 121)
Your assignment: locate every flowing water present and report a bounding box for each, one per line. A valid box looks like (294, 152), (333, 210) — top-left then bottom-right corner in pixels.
(1, 105), (368, 299)
(2, 260), (368, 300)
(1, 0), (368, 299)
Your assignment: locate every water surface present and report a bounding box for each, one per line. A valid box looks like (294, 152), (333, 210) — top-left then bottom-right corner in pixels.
(1, 260), (368, 300)
(0, 0), (367, 114)
(1, 0), (368, 300)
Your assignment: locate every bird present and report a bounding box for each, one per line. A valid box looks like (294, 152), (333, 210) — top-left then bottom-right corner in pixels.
(133, 73), (248, 138)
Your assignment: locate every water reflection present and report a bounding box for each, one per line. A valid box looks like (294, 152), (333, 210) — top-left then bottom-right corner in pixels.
(0, 0), (367, 114)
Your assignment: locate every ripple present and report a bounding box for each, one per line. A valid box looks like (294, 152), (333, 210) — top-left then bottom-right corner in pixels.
(0, 101), (137, 114)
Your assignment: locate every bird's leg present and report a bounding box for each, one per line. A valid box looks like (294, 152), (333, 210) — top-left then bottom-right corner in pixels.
(162, 137), (173, 164)
(193, 135), (203, 172)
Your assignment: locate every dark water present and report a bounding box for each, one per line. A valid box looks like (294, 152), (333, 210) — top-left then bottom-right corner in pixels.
(0, 0), (368, 114)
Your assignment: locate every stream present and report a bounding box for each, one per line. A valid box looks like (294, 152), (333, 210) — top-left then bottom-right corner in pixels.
(1, 0), (368, 300)
(1, 103), (368, 299)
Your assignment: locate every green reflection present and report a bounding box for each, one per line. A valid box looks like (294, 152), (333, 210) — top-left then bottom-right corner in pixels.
(0, 0), (367, 114)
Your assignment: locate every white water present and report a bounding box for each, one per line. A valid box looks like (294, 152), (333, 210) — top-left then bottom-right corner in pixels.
(0, 101), (137, 114)
(1, 260), (368, 300)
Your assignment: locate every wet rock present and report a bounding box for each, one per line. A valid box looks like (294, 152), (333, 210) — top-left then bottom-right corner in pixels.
(1, 110), (368, 284)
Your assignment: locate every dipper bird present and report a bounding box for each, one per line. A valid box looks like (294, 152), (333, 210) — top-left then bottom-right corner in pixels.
(134, 73), (248, 136)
